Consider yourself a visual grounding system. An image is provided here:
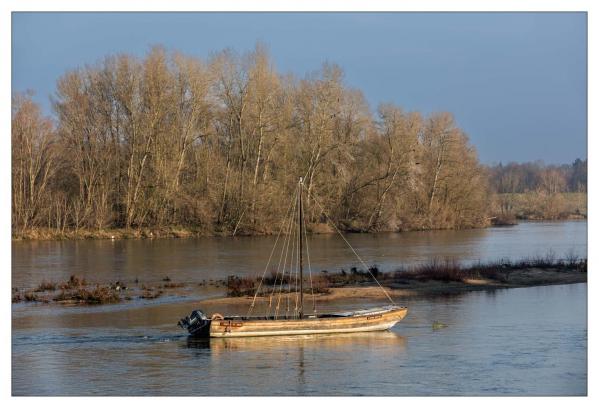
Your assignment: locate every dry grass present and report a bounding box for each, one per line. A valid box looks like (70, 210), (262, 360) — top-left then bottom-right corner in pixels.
(318, 266), (383, 286)
(53, 285), (121, 304)
(493, 192), (587, 221)
(225, 271), (332, 298)
(490, 214), (518, 226)
(314, 254), (586, 288)
(13, 226), (213, 241)
(228, 259), (519, 298)
(226, 275), (258, 297)
(23, 292), (38, 302)
(162, 282), (185, 288)
(392, 254), (586, 284)
(59, 275), (87, 290)
(140, 289), (163, 299)
(34, 280), (57, 292)
(310, 275), (331, 294)
(17, 253), (585, 305)
(263, 270), (294, 286)
(395, 260), (471, 282)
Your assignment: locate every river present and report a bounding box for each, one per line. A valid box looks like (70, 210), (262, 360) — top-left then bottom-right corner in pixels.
(12, 220), (587, 288)
(12, 221), (587, 395)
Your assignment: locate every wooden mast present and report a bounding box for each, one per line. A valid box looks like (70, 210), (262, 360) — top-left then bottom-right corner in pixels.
(298, 177), (304, 319)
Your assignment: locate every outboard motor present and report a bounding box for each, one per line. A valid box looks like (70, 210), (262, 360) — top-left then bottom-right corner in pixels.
(178, 309), (211, 337)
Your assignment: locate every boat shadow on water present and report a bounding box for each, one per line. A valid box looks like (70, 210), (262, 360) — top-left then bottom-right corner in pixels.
(184, 330), (407, 353)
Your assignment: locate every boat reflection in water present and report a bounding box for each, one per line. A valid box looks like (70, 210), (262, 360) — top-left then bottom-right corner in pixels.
(185, 330), (407, 354)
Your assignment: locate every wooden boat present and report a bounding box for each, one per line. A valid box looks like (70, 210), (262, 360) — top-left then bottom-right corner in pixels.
(179, 306), (407, 338)
(178, 178), (407, 338)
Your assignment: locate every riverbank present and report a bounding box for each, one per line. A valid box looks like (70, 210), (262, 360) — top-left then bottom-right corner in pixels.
(492, 192), (587, 223)
(11, 212), (587, 242)
(11, 226), (216, 241)
(12, 257), (586, 307)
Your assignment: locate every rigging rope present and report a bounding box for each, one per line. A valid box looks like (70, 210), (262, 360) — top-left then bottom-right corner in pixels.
(305, 187), (396, 305)
(293, 217), (300, 318)
(285, 216), (297, 318)
(303, 206), (316, 314)
(247, 189), (297, 317)
(250, 177), (396, 320)
(267, 190), (296, 314)
(273, 201), (296, 319)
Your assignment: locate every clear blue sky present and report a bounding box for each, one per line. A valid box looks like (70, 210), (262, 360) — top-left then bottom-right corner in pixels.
(12, 12), (587, 164)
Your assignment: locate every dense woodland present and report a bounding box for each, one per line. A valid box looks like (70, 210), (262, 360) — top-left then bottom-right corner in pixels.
(11, 45), (586, 238)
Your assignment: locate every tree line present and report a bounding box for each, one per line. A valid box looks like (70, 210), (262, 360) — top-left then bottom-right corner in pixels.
(487, 159), (587, 195)
(486, 159), (587, 221)
(12, 45), (582, 238)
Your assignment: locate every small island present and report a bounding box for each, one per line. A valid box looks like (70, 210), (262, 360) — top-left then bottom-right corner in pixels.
(13, 255), (586, 307)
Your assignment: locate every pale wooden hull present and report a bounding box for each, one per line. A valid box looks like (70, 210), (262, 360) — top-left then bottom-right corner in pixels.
(208, 306), (407, 338)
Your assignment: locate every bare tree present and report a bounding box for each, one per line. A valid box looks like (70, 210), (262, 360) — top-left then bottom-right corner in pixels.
(13, 44), (502, 237)
(12, 92), (57, 232)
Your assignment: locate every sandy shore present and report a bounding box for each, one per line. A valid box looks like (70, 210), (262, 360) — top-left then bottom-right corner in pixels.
(199, 267), (586, 307)
(12, 266), (586, 307)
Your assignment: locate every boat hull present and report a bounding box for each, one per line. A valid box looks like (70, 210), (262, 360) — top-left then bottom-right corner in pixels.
(203, 306), (407, 338)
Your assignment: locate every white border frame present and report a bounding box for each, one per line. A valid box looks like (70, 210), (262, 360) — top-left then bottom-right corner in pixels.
(3, 1), (594, 407)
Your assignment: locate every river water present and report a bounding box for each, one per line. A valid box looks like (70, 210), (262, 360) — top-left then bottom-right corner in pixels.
(12, 221), (587, 395)
(12, 220), (587, 288)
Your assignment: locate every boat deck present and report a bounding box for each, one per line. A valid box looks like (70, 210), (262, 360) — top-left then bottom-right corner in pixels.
(223, 305), (405, 321)
(208, 306), (408, 338)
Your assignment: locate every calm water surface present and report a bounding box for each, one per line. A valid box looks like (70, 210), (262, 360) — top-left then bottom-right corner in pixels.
(12, 284), (586, 395)
(12, 221), (587, 288)
(12, 221), (587, 395)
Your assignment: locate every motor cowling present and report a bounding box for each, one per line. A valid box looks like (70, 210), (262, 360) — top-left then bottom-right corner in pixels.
(178, 309), (208, 330)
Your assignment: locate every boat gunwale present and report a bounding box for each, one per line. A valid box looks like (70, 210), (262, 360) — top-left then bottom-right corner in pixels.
(207, 308), (408, 337)
(218, 305), (407, 322)
(210, 307), (407, 331)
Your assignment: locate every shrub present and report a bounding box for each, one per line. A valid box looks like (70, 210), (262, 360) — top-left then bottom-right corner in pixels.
(163, 282), (185, 288)
(53, 285), (120, 304)
(140, 290), (163, 299)
(24, 292), (38, 302)
(226, 275), (257, 297)
(35, 280), (57, 292)
(59, 275), (87, 290)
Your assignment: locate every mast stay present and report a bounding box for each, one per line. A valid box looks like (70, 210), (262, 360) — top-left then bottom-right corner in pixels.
(298, 177), (304, 318)
(247, 177), (395, 319)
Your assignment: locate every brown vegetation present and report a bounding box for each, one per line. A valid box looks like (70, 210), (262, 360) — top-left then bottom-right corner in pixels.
(487, 160), (587, 220)
(491, 192), (586, 221)
(34, 280), (57, 292)
(226, 275), (257, 297)
(53, 286), (121, 304)
(59, 275), (87, 290)
(224, 254), (587, 298)
(225, 272), (331, 298)
(12, 254), (585, 305)
(12, 44), (490, 239)
(162, 282), (185, 288)
(140, 289), (164, 300)
(488, 160), (586, 195)
(13, 275), (176, 304)
(23, 292), (39, 302)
